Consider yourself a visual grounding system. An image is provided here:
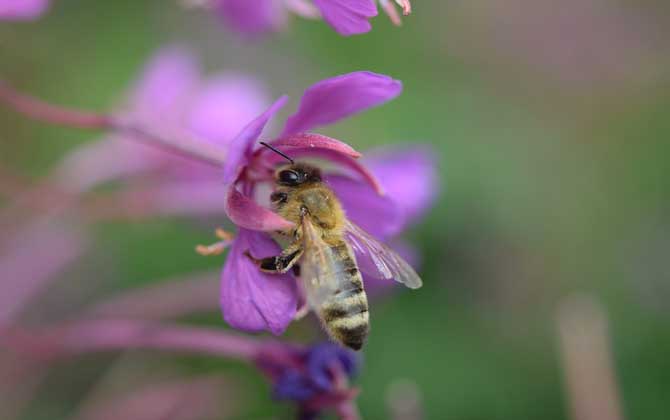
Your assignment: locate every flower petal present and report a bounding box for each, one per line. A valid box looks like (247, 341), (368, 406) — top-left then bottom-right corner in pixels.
(0, 0), (49, 20)
(224, 184), (294, 231)
(141, 181), (227, 216)
(89, 272), (219, 320)
(326, 175), (401, 238)
(223, 96), (288, 184)
(220, 229), (297, 335)
(128, 47), (200, 124)
(364, 146), (439, 226)
(271, 133), (361, 158)
(55, 136), (161, 193)
(312, 0), (377, 36)
(281, 72), (402, 136)
(216, 0), (287, 36)
(307, 343), (358, 391)
(274, 370), (316, 402)
(188, 74), (270, 148)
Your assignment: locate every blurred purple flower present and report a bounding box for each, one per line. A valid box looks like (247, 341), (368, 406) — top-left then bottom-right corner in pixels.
(364, 146), (438, 228)
(55, 47), (269, 194)
(256, 342), (360, 418)
(215, 71), (436, 335)
(212, 0), (412, 37)
(0, 0), (49, 20)
(215, 0), (287, 36)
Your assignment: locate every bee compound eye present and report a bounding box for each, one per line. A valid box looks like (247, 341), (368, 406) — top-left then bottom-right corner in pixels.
(279, 170), (300, 185)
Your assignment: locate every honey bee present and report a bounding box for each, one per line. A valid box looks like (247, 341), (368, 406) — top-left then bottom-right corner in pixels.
(247, 142), (423, 351)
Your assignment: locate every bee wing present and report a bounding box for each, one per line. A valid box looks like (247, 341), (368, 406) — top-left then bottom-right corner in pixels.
(299, 215), (350, 309)
(344, 220), (423, 289)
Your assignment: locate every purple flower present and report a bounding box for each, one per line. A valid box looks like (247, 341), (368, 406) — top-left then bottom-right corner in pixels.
(0, 0), (49, 20)
(212, 0), (412, 37)
(312, 0), (377, 36)
(216, 71), (437, 335)
(256, 342), (359, 418)
(214, 0), (287, 36)
(56, 47), (270, 196)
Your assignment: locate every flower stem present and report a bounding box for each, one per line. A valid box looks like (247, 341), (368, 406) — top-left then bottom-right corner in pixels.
(5, 320), (264, 361)
(0, 80), (112, 129)
(0, 79), (227, 166)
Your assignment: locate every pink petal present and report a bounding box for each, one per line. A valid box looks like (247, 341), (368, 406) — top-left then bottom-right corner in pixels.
(263, 147), (384, 194)
(312, 0), (377, 36)
(270, 132), (361, 158)
(220, 229), (297, 335)
(216, 0), (287, 36)
(224, 184), (294, 231)
(142, 181), (227, 216)
(188, 74), (270, 148)
(89, 272), (219, 320)
(223, 95), (288, 184)
(326, 175), (402, 238)
(364, 146), (439, 226)
(127, 47), (200, 124)
(54, 135), (161, 193)
(0, 0), (49, 20)
(282, 72), (401, 136)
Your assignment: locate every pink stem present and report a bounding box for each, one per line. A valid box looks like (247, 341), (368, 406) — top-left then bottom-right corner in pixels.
(0, 80), (227, 166)
(6, 320), (265, 361)
(0, 80), (112, 129)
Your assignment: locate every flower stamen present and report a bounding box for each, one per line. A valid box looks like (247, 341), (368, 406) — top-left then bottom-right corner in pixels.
(196, 228), (234, 256)
(379, 0), (412, 26)
(215, 227), (234, 241)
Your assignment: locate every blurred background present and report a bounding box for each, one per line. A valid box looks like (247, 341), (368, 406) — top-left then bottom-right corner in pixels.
(1, 0), (670, 418)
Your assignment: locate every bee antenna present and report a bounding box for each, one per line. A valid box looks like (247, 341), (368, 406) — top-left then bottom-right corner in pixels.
(259, 142), (294, 164)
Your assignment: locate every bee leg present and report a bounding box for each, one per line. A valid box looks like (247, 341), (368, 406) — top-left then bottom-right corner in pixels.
(195, 228), (234, 256)
(245, 245), (303, 274)
(292, 263), (301, 277)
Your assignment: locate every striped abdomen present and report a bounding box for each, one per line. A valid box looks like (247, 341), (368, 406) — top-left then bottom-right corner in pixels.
(319, 241), (369, 351)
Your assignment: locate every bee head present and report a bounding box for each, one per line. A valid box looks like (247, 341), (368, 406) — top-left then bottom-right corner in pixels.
(259, 141), (322, 187)
(275, 163), (322, 187)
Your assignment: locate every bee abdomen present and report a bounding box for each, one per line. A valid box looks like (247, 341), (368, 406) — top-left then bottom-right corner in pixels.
(321, 275), (370, 351)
